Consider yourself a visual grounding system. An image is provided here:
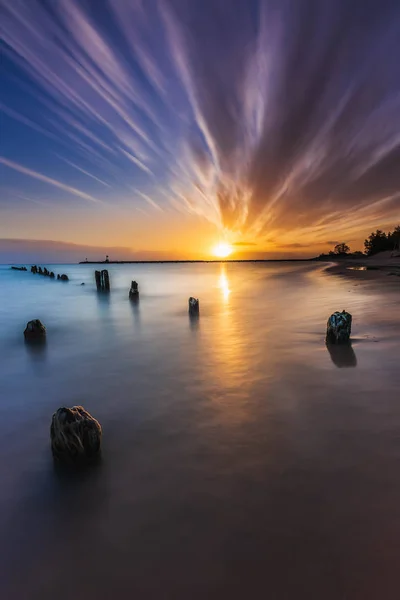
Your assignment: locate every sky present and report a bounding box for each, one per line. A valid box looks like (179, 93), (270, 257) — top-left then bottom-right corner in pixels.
(1, 0), (399, 262)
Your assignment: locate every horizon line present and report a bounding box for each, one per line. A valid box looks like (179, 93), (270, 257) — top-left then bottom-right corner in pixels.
(2, 258), (325, 266)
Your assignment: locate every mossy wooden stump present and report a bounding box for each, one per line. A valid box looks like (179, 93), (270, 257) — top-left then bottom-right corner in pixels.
(50, 406), (102, 464)
(326, 310), (352, 343)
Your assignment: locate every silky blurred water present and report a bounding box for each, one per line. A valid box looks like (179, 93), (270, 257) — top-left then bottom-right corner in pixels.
(0, 262), (399, 599)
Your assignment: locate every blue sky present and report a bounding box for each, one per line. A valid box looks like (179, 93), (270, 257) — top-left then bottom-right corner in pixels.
(1, 0), (399, 260)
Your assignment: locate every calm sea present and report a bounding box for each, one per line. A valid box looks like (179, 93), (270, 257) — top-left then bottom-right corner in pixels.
(1, 262), (399, 599)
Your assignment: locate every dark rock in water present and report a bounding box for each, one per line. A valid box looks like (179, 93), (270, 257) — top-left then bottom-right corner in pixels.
(43, 267), (49, 276)
(80, 282), (85, 285)
(326, 310), (352, 343)
(60, 274), (69, 281)
(50, 272), (55, 278)
(188, 297), (200, 315)
(24, 319), (46, 339)
(50, 406), (102, 464)
(38, 267), (43, 275)
(129, 280), (139, 299)
(57, 274), (60, 280)
(11, 266), (27, 271)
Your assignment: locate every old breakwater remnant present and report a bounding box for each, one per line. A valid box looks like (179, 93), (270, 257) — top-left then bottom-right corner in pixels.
(95, 269), (110, 291)
(50, 406), (102, 464)
(30, 265), (68, 280)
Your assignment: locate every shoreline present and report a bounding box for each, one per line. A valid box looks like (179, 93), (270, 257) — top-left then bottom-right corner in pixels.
(325, 253), (400, 287)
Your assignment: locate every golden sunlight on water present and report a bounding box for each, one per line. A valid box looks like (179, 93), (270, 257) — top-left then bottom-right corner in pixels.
(218, 264), (231, 301)
(204, 264), (257, 426)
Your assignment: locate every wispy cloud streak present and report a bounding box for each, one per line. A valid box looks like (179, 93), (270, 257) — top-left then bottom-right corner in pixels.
(1, 0), (400, 239)
(0, 157), (99, 203)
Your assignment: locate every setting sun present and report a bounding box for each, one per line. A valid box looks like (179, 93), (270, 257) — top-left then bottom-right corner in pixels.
(212, 242), (233, 258)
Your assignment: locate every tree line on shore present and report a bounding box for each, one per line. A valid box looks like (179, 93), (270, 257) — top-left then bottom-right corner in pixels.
(318, 225), (400, 258)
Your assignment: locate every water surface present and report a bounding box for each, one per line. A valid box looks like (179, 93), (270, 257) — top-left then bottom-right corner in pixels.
(1, 262), (399, 599)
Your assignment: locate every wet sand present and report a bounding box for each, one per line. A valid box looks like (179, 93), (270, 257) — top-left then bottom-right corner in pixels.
(325, 252), (400, 287)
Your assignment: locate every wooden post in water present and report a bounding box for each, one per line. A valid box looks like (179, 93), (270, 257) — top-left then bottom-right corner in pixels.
(95, 269), (110, 291)
(102, 270), (110, 291)
(188, 297), (200, 315)
(129, 280), (139, 300)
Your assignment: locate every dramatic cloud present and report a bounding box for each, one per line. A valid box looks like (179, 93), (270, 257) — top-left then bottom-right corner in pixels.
(1, 0), (399, 250)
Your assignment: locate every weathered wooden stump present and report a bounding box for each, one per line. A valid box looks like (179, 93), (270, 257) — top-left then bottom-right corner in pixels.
(60, 274), (69, 281)
(95, 269), (110, 291)
(129, 280), (139, 299)
(31, 265), (37, 274)
(38, 266), (43, 275)
(188, 297), (200, 315)
(95, 270), (101, 289)
(326, 310), (352, 343)
(50, 272), (55, 278)
(24, 319), (46, 339)
(50, 406), (102, 464)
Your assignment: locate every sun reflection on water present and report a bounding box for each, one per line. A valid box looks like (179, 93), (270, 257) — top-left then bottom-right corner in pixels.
(218, 264), (231, 301)
(205, 263), (256, 425)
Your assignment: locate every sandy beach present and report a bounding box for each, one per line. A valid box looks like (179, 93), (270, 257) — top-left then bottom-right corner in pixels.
(325, 251), (400, 287)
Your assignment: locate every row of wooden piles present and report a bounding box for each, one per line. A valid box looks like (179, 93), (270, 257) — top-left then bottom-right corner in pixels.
(95, 269), (199, 313)
(30, 265), (69, 280)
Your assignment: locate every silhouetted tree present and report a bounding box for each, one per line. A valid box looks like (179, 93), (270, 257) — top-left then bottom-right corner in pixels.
(334, 243), (350, 255)
(388, 225), (400, 250)
(364, 230), (389, 256)
(318, 226), (399, 260)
